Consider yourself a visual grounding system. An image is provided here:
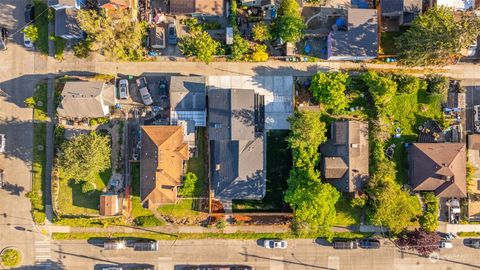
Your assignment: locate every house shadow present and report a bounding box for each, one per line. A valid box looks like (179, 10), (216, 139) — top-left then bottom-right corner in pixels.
(0, 117), (35, 166)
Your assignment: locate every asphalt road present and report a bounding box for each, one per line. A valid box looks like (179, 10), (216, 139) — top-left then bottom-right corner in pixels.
(52, 238), (480, 270)
(0, 0), (50, 268)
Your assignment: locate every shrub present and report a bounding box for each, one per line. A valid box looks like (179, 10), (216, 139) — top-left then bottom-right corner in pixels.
(133, 215), (164, 227)
(81, 181), (95, 193)
(73, 40), (92, 58)
(23, 25), (39, 42)
(252, 22), (270, 42)
(249, 44), (269, 62)
(180, 172), (197, 197)
(216, 218), (226, 229)
(350, 194), (367, 208)
(231, 34), (249, 61)
(0, 249), (21, 268)
(391, 73), (421, 94)
(426, 74), (449, 95)
(33, 210), (46, 224)
(24, 97), (36, 108)
(419, 192), (439, 232)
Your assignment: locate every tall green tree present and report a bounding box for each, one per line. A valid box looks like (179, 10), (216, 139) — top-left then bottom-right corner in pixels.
(309, 72), (349, 114)
(76, 9), (146, 60)
(58, 132), (111, 183)
(361, 71), (397, 112)
(272, 0), (306, 43)
(395, 6), (480, 66)
(367, 158), (422, 234)
(252, 22), (270, 42)
(285, 111), (339, 237)
(179, 29), (220, 64)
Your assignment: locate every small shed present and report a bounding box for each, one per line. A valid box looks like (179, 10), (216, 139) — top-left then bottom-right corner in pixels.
(100, 194), (120, 216)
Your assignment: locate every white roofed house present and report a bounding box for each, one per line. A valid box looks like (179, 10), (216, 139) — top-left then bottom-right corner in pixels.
(56, 81), (116, 121)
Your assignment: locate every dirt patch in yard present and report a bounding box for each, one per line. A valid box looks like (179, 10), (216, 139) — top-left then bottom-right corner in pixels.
(233, 215), (292, 225)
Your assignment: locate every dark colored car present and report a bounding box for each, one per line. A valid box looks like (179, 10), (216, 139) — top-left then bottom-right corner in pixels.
(465, 238), (480, 249)
(332, 239), (358, 249)
(133, 240), (157, 251)
(359, 239), (380, 249)
(0, 28), (7, 50)
(24, 4), (34, 23)
(167, 23), (177, 45)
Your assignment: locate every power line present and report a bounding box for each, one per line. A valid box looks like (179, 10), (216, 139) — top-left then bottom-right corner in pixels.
(9, 3), (51, 38)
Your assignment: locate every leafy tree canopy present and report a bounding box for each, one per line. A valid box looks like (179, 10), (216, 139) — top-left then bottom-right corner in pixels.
(396, 229), (442, 257)
(58, 131), (111, 183)
(231, 34), (249, 61)
(395, 6), (480, 66)
(180, 172), (197, 197)
(309, 71), (350, 114)
(179, 29), (220, 64)
(419, 192), (439, 232)
(252, 22), (270, 42)
(361, 71), (397, 111)
(76, 10), (146, 60)
(23, 25), (39, 42)
(272, 0), (306, 43)
(249, 44), (269, 62)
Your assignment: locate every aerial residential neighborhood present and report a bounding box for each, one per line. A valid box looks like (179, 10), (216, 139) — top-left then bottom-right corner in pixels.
(2, 0), (480, 269)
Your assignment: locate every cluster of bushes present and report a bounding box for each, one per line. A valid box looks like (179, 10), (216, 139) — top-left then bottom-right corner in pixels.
(133, 215), (164, 227)
(89, 117), (110, 126)
(26, 191), (46, 224)
(419, 192), (439, 232)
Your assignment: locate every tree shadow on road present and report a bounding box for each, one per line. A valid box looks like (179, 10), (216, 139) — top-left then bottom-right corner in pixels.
(239, 252), (336, 269)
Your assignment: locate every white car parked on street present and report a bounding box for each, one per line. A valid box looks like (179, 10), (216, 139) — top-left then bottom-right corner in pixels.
(263, 239), (287, 249)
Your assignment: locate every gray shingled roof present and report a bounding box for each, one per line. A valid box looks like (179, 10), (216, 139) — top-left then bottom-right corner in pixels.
(170, 76), (206, 111)
(208, 88), (265, 201)
(57, 81), (114, 118)
(55, 7), (82, 38)
(329, 8), (378, 59)
(320, 121), (369, 193)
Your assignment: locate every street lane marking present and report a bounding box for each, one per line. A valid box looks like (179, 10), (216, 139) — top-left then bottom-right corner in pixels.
(327, 256), (339, 270)
(269, 256), (284, 270)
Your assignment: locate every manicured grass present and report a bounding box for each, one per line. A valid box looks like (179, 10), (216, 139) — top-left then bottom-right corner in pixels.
(186, 127), (206, 197)
(52, 231), (373, 241)
(54, 217), (125, 227)
(53, 36), (66, 60)
(30, 122), (47, 224)
(157, 198), (201, 218)
(233, 130), (292, 212)
(57, 169), (112, 216)
(33, 0), (49, 54)
(33, 83), (48, 121)
(334, 197), (362, 226)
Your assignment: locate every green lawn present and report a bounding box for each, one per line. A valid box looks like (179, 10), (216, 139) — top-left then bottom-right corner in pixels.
(157, 198), (202, 218)
(33, 83), (48, 121)
(334, 197), (362, 226)
(57, 169), (112, 216)
(33, 0), (49, 54)
(31, 122), (47, 224)
(186, 127), (206, 197)
(130, 163), (153, 218)
(233, 130), (292, 212)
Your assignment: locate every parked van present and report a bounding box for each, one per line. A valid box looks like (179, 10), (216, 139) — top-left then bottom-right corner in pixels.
(133, 240), (158, 251)
(333, 239), (358, 249)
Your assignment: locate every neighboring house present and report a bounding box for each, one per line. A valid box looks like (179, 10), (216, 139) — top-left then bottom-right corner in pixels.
(327, 8), (378, 61)
(170, 0), (225, 16)
(381, 0), (422, 27)
(320, 121), (369, 195)
(240, 0), (274, 7)
(208, 88), (266, 201)
(436, 0), (475, 10)
(57, 81), (116, 120)
(140, 126), (189, 209)
(50, 0), (83, 39)
(408, 143), (467, 198)
(99, 0), (138, 20)
(99, 193), (120, 216)
(467, 134), (480, 221)
(169, 76), (207, 127)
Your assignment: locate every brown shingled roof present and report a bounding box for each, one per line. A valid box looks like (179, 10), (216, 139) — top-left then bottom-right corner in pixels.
(408, 143), (467, 198)
(140, 126), (189, 209)
(100, 194), (119, 216)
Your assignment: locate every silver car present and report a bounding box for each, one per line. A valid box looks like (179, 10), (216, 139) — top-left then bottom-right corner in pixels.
(138, 87), (153, 106)
(118, 79), (129, 99)
(0, 134), (5, 152)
